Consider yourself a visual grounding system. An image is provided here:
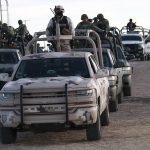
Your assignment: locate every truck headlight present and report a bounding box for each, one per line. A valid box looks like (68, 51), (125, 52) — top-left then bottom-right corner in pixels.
(70, 89), (94, 96)
(0, 93), (14, 101)
(77, 89), (93, 96)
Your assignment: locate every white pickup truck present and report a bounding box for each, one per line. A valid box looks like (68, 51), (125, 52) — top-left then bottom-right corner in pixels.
(0, 34), (110, 143)
(144, 35), (150, 60)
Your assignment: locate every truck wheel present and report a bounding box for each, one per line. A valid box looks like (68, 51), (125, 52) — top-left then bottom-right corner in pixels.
(86, 109), (101, 141)
(124, 87), (131, 96)
(140, 55), (144, 61)
(118, 91), (123, 104)
(0, 127), (17, 144)
(101, 104), (110, 126)
(109, 97), (118, 112)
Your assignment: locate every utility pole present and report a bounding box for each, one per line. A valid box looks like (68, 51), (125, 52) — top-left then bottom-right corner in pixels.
(0, 0), (9, 25)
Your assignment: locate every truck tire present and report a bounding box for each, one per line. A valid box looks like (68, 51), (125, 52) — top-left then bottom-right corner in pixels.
(109, 97), (118, 112)
(0, 127), (17, 144)
(101, 104), (110, 126)
(124, 86), (131, 96)
(86, 109), (101, 141)
(118, 91), (123, 104)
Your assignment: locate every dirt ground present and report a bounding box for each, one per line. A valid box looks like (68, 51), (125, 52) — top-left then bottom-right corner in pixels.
(0, 61), (150, 150)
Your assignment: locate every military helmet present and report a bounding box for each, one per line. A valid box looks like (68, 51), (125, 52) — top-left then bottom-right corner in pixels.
(93, 17), (97, 21)
(18, 20), (23, 24)
(2, 23), (7, 28)
(81, 14), (88, 20)
(54, 5), (64, 13)
(129, 18), (132, 22)
(97, 13), (104, 19)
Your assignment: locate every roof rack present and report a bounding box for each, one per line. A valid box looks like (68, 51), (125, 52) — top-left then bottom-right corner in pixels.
(26, 29), (104, 68)
(120, 26), (148, 37)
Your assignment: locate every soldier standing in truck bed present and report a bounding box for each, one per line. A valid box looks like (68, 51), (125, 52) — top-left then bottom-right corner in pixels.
(75, 14), (104, 48)
(127, 19), (136, 32)
(96, 13), (110, 31)
(46, 5), (74, 51)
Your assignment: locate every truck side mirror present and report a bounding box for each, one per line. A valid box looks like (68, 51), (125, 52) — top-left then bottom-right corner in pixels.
(114, 60), (125, 68)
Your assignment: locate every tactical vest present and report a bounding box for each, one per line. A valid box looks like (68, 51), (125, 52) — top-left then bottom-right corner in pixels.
(76, 22), (91, 29)
(97, 19), (109, 30)
(18, 24), (28, 36)
(52, 16), (69, 35)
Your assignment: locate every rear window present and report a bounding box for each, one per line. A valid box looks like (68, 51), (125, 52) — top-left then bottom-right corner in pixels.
(0, 52), (19, 64)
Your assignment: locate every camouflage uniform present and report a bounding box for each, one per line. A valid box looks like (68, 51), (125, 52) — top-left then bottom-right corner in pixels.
(46, 5), (74, 51)
(127, 19), (136, 31)
(96, 14), (110, 31)
(75, 14), (104, 48)
(17, 21), (28, 37)
(0, 23), (13, 47)
(16, 20), (28, 56)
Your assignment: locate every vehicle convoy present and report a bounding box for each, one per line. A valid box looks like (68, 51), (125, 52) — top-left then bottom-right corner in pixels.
(100, 28), (132, 112)
(0, 33), (110, 144)
(105, 28), (132, 97)
(74, 29), (125, 112)
(0, 49), (22, 90)
(102, 48), (123, 111)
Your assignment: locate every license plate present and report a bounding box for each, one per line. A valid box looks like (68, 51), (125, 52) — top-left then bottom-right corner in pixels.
(24, 105), (66, 113)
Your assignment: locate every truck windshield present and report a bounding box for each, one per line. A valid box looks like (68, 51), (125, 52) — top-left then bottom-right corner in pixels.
(121, 35), (142, 41)
(102, 52), (112, 68)
(0, 52), (19, 64)
(13, 58), (90, 80)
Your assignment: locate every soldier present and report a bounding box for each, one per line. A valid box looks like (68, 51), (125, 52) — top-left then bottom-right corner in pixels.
(96, 13), (110, 31)
(17, 20), (28, 38)
(46, 5), (74, 51)
(0, 23), (13, 47)
(75, 14), (104, 48)
(76, 14), (104, 33)
(127, 19), (136, 32)
(16, 20), (28, 55)
(93, 17), (98, 25)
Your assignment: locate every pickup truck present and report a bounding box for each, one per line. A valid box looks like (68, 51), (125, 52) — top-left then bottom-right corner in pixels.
(121, 33), (145, 60)
(0, 49), (22, 90)
(144, 35), (150, 60)
(102, 48), (123, 110)
(0, 35), (110, 143)
(104, 28), (132, 97)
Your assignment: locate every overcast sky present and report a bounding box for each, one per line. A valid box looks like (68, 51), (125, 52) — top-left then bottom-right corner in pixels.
(1, 0), (150, 34)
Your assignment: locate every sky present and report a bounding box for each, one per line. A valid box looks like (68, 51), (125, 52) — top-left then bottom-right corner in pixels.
(1, 0), (150, 35)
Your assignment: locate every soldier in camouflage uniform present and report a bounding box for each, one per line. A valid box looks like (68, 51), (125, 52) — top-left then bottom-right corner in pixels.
(16, 20), (28, 55)
(17, 20), (28, 38)
(46, 5), (74, 51)
(76, 14), (103, 33)
(96, 13), (110, 31)
(0, 23), (14, 47)
(75, 14), (104, 48)
(127, 19), (136, 32)
(93, 17), (98, 25)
